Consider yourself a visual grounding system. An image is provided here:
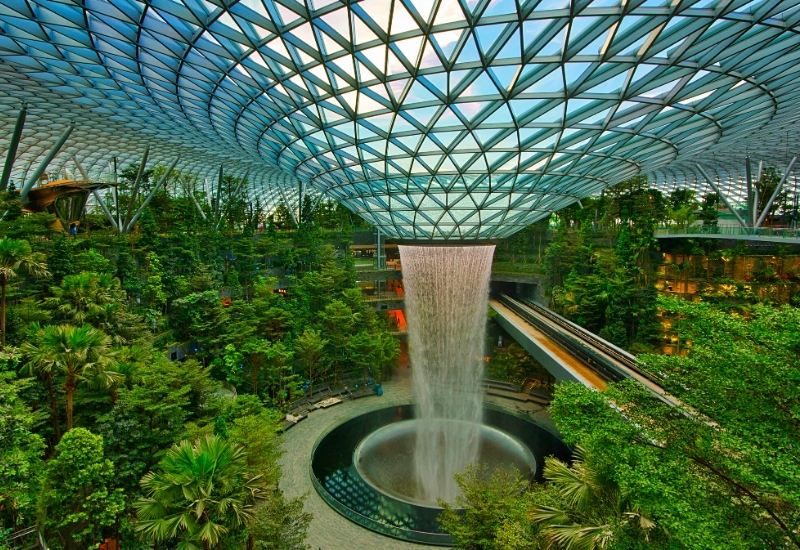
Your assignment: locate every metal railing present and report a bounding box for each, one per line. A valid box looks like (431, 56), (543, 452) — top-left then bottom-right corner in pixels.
(656, 225), (800, 240)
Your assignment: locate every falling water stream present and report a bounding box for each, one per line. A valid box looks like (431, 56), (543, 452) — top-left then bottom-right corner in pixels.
(399, 245), (495, 503)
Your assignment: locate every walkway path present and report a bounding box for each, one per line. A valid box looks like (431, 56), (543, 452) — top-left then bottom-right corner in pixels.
(279, 364), (555, 550)
(491, 298), (608, 390)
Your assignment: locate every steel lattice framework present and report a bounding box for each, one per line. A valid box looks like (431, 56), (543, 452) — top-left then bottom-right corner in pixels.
(1, 0), (799, 239)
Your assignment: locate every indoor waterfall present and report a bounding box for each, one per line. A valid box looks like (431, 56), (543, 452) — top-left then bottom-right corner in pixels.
(399, 244), (495, 503)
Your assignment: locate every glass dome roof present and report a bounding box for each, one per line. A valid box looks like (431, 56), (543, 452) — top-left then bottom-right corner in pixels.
(1, 0), (799, 239)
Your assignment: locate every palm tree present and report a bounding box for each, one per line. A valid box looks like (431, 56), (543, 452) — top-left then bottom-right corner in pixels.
(46, 271), (124, 324)
(100, 345), (149, 403)
(22, 324), (119, 432)
(135, 434), (269, 549)
(0, 237), (49, 348)
(529, 448), (656, 549)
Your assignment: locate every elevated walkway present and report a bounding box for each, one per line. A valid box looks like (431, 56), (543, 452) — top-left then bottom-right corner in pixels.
(490, 294), (678, 405)
(655, 226), (800, 244)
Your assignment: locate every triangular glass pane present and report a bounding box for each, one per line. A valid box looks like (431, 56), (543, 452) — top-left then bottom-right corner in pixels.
(434, 0), (467, 24)
(405, 78), (439, 103)
(483, 0), (518, 17)
(456, 35), (481, 63)
(522, 68), (563, 94)
(353, 15), (379, 45)
(390, 2), (418, 35)
(432, 29), (464, 60)
(538, 26), (566, 56)
(460, 71), (499, 97)
(420, 39), (443, 69)
(489, 64), (520, 91)
(475, 23), (507, 51)
(393, 35), (424, 66)
(495, 30), (521, 60)
(523, 19), (550, 50)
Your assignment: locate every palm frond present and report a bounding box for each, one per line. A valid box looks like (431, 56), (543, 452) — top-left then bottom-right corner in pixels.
(529, 505), (570, 526)
(544, 523), (614, 550)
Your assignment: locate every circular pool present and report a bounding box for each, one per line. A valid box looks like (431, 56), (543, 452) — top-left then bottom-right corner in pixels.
(310, 404), (570, 545)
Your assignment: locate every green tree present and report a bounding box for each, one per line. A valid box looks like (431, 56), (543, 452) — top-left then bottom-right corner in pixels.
(699, 193), (720, 227)
(551, 297), (800, 550)
(0, 372), (45, 530)
(372, 330), (399, 381)
(224, 338), (271, 396)
(22, 325), (120, 432)
(528, 448), (657, 549)
(0, 237), (49, 348)
(294, 329), (328, 398)
(248, 493), (311, 550)
(347, 330), (380, 388)
(171, 291), (226, 361)
(438, 465), (533, 550)
(38, 428), (125, 550)
(143, 252), (167, 315)
(265, 341), (297, 407)
(47, 235), (74, 284)
(320, 300), (356, 384)
(134, 435), (269, 548)
(46, 272), (143, 345)
(95, 357), (217, 496)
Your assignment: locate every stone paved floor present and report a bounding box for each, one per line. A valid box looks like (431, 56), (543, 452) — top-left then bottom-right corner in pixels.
(279, 365), (556, 550)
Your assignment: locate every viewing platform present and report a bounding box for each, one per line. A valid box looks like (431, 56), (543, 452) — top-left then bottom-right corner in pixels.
(490, 294), (679, 406)
(655, 226), (800, 244)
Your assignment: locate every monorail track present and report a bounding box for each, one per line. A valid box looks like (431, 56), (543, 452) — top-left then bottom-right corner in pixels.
(496, 294), (678, 405)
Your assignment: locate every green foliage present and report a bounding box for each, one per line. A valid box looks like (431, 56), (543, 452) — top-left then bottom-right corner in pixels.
(487, 342), (548, 385)
(95, 357), (217, 496)
(22, 324), (119, 432)
(544, 177), (662, 351)
(528, 449), (660, 549)
(134, 435), (269, 548)
(249, 493), (312, 550)
(0, 372), (45, 529)
(0, 237), (50, 347)
(0, 191), (388, 550)
(548, 297), (800, 549)
(699, 193), (720, 227)
(294, 328), (328, 397)
(227, 411), (284, 487)
(438, 465), (534, 550)
(171, 291), (226, 357)
(48, 236), (74, 284)
(72, 248), (111, 274)
(38, 428), (125, 550)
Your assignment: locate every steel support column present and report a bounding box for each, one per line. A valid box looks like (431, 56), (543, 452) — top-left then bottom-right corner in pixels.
(92, 190), (117, 230)
(190, 191), (207, 220)
(214, 165), (223, 217)
(756, 156), (798, 228)
(124, 146), (150, 226)
(310, 192), (325, 214)
(73, 156), (88, 180)
(216, 169), (249, 229)
(752, 187), (759, 227)
(276, 183), (298, 227)
(696, 164), (748, 228)
(125, 157), (179, 232)
(0, 105), (27, 191)
(20, 122), (74, 201)
(745, 156), (753, 225)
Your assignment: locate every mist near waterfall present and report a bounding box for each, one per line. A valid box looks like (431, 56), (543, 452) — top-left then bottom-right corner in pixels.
(399, 245), (495, 503)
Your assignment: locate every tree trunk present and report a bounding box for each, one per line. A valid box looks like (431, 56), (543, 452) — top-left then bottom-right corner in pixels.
(47, 372), (61, 442)
(1, 275), (6, 349)
(66, 376), (75, 432)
